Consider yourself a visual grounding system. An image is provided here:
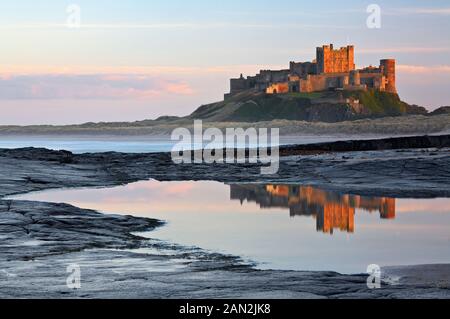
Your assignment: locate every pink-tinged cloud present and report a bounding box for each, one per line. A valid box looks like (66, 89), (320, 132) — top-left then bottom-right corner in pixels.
(397, 64), (450, 74)
(0, 74), (195, 100)
(396, 199), (450, 214)
(165, 83), (195, 95)
(359, 47), (450, 54)
(0, 64), (281, 77)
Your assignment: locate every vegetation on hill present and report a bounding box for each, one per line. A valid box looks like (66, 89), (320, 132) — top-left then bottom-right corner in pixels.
(189, 89), (425, 123)
(342, 90), (410, 115)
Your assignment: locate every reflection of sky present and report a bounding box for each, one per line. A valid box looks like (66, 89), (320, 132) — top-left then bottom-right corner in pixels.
(12, 180), (450, 274)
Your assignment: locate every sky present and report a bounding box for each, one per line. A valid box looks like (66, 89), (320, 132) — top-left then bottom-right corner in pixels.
(1, 0), (450, 125)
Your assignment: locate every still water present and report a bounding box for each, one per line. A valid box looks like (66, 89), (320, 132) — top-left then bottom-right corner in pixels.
(0, 135), (390, 153)
(12, 181), (450, 274)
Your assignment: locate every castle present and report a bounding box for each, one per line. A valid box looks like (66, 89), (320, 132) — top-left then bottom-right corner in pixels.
(226, 44), (396, 98)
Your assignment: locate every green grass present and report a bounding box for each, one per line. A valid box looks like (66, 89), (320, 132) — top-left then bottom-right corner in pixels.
(343, 90), (407, 115)
(287, 92), (324, 99)
(228, 95), (312, 121)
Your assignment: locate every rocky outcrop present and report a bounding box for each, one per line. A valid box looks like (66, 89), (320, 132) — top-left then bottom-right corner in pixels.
(279, 134), (450, 155)
(0, 200), (162, 261)
(430, 106), (450, 116)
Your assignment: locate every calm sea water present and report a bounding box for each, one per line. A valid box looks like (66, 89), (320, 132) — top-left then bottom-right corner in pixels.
(0, 135), (391, 153)
(11, 181), (450, 274)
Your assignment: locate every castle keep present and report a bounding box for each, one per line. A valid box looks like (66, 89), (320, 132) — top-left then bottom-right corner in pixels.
(227, 44), (396, 98)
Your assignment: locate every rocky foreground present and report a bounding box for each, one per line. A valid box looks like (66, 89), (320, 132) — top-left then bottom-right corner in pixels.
(1, 135), (450, 298)
(1, 134), (449, 198)
(1, 200), (449, 299)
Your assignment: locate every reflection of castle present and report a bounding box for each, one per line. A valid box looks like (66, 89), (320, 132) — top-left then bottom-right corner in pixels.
(230, 184), (396, 234)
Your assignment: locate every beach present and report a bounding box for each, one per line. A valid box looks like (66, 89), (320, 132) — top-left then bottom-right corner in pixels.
(1, 135), (449, 298)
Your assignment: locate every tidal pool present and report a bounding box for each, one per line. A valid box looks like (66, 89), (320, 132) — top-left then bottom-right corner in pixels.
(12, 181), (450, 274)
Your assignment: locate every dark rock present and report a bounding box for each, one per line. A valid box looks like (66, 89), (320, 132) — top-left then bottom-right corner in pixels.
(404, 104), (428, 115)
(279, 134), (450, 155)
(430, 106), (450, 116)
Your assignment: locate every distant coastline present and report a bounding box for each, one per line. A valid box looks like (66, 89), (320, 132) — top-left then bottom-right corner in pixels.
(0, 113), (449, 137)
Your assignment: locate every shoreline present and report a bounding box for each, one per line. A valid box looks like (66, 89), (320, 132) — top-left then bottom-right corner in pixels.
(1, 135), (449, 199)
(0, 114), (449, 137)
(1, 135), (450, 298)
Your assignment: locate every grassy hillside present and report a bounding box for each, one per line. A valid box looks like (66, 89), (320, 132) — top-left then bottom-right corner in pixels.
(343, 90), (409, 115)
(189, 89), (421, 123)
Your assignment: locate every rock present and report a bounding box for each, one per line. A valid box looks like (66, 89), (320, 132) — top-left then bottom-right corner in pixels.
(430, 106), (450, 116)
(0, 136), (450, 298)
(1, 136), (450, 199)
(1, 200), (448, 299)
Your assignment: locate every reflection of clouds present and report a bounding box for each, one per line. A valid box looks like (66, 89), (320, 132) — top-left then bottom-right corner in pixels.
(161, 183), (196, 195)
(126, 181), (195, 196)
(74, 181), (223, 211)
(358, 224), (449, 232)
(21, 181), (231, 215)
(396, 199), (450, 214)
(127, 181), (194, 195)
(18, 181), (450, 221)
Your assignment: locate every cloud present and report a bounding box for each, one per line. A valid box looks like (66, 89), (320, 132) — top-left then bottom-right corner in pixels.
(0, 22), (357, 30)
(397, 64), (450, 74)
(0, 74), (195, 100)
(414, 8), (450, 15)
(165, 83), (195, 95)
(0, 64), (283, 77)
(360, 47), (450, 54)
(395, 7), (450, 15)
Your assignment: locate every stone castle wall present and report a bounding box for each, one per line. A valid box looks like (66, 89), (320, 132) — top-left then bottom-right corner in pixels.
(227, 44), (396, 98)
(316, 44), (355, 74)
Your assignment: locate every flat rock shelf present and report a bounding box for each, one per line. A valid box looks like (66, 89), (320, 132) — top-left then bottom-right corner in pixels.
(1, 135), (450, 298)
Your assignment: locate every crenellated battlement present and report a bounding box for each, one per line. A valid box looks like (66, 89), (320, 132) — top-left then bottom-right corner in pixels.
(227, 44), (397, 98)
(316, 44), (355, 74)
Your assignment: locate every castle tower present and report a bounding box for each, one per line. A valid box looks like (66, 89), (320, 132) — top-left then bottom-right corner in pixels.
(316, 44), (355, 74)
(380, 59), (397, 94)
(316, 45), (329, 74)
